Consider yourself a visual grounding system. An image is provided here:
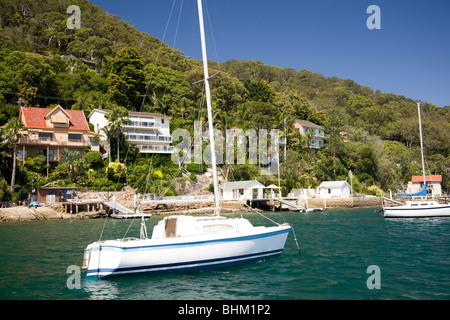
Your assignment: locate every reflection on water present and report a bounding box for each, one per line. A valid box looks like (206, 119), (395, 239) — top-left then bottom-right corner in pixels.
(83, 279), (119, 300)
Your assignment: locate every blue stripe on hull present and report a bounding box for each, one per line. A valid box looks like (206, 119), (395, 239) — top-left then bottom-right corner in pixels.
(385, 205), (450, 211)
(87, 249), (283, 278)
(97, 228), (290, 252)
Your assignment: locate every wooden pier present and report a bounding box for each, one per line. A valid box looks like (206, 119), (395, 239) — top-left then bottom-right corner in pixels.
(61, 200), (104, 214)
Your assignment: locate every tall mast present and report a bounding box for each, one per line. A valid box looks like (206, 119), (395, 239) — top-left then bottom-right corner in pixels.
(197, 0), (220, 215)
(417, 103), (426, 190)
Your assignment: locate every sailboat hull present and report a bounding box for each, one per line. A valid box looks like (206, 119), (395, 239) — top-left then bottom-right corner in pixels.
(84, 225), (291, 278)
(383, 204), (450, 218)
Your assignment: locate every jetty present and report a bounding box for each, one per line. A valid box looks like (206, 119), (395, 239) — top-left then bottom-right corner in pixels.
(61, 199), (152, 219)
(141, 195), (215, 205)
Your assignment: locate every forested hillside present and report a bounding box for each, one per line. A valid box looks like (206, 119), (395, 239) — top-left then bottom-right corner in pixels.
(0, 0), (448, 202)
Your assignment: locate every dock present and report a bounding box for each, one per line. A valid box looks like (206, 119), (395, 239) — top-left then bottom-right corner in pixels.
(62, 199), (151, 219)
(61, 200), (104, 214)
(273, 198), (306, 212)
(110, 213), (153, 219)
(103, 201), (134, 215)
(140, 195), (215, 205)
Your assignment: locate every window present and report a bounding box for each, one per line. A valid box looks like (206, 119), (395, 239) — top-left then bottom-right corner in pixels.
(232, 188), (245, 199)
(89, 138), (99, 146)
(39, 132), (53, 141)
(17, 150), (27, 160)
(161, 119), (165, 124)
(68, 134), (82, 142)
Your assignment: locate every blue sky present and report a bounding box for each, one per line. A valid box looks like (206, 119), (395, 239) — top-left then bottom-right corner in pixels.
(90, 0), (450, 107)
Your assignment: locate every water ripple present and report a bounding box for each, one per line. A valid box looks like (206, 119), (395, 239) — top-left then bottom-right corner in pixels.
(0, 209), (449, 300)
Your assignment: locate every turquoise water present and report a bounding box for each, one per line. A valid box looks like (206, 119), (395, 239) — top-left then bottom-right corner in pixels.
(0, 208), (449, 300)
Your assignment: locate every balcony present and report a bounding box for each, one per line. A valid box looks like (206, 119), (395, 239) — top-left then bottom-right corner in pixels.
(138, 145), (174, 154)
(125, 120), (161, 130)
(18, 135), (89, 147)
(125, 134), (172, 143)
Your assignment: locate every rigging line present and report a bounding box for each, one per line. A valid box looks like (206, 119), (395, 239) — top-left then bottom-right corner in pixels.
(157, 0), (185, 115)
(122, 216), (135, 239)
(154, 145), (192, 200)
(209, 0), (230, 65)
(204, 0), (221, 66)
(140, 0), (177, 112)
(144, 155), (154, 196)
(172, 0), (184, 49)
(98, 207), (108, 242)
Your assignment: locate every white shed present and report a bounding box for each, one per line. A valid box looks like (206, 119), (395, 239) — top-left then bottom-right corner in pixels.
(221, 180), (264, 201)
(318, 181), (351, 199)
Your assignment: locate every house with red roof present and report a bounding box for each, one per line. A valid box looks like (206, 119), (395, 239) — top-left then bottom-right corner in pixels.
(406, 175), (442, 196)
(18, 105), (100, 176)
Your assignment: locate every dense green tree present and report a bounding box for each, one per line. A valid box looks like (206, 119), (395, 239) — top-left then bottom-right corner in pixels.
(107, 47), (145, 109)
(145, 63), (193, 114)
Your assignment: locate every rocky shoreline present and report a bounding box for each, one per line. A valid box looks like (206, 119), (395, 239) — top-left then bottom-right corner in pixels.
(0, 200), (258, 222)
(0, 205), (101, 222)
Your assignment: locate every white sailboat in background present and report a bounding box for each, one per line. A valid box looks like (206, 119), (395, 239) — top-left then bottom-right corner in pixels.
(383, 103), (450, 218)
(82, 0), (291, 278)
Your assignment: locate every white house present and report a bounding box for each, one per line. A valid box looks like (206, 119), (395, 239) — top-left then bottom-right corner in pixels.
(88, 108), (173, 154)
(294, 119), (326, 149)
(318, 181), (351, 198)
(221, 180), (265, 201)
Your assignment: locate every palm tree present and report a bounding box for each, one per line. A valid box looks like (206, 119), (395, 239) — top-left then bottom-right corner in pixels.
(66, 58), (78, 75)
(105, 105), (129, 162)
(2, 117), (26, 193)
(60, 149), (81, 182)
(169, 97), (193, 122)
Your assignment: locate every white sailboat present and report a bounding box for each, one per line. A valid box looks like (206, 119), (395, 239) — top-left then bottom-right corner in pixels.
(383, 103), (450, 218)
(82, 0), (291, 278)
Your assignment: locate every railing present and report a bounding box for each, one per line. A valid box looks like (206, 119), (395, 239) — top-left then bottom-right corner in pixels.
(126, 134), (172, 143)
(138, 145), (174, 153)
(125, 121), (161, 129)
(140, 194), (214, 204)
(18, 136), (88, 146)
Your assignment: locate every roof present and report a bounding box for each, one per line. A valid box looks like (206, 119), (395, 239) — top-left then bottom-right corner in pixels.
(411, 175), (442, 183)
(20, 106), (90, 131)
(318, 181), (350, 188)
(295, 119), (323, 129)
(221, 180), (264, 189)
(38, 187), (79, 190)
(89, 108), (171, 119)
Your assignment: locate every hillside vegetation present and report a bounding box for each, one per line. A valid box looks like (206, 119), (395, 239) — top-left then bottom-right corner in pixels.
(0, 0), (448, 202)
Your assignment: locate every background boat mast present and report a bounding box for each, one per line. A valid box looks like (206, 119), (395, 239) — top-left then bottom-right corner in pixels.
(417, 103), (427, 190)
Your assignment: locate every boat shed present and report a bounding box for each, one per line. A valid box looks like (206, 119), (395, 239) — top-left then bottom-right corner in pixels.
(318, 181), (351, 199)
(221, 180), (264, 201)
(36, 187), (79, 204)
